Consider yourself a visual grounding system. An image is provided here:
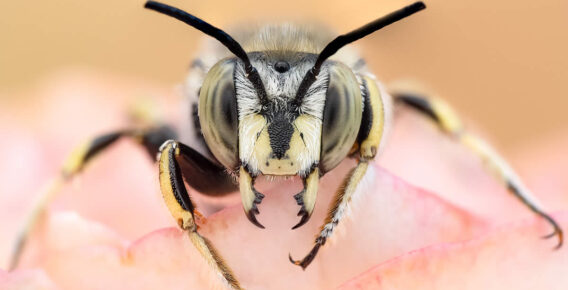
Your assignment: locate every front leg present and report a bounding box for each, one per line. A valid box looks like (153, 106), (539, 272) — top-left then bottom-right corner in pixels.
(9, 127), (173, 270)
(159, 140), (242, 289)
(290, 161), (369, 269)
(8, 126), (237, 270)
(290, 75), (386, 269)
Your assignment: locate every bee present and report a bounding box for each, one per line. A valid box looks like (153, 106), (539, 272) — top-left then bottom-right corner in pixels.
(10, 1), (562, 289)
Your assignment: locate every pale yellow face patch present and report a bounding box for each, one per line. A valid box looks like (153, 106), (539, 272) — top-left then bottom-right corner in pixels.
(239, 113), (321, 176)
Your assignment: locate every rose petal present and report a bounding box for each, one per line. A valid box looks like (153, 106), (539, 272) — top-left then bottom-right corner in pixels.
(27, 163), (484, 289)
(339, 212), (568, 290)
(31, 213), (214, 290)
(201, 164), (486, 289)
(0, 70), (181, 267)
(0, 269), (60, 290)
(380, 109), (553, 223)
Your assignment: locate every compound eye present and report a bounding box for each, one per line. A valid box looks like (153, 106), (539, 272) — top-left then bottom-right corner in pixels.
(320, 63), (362, 173)
(199, 59), (239, 169)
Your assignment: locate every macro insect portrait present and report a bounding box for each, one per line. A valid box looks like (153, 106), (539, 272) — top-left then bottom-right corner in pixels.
(1, 0), (568, 289)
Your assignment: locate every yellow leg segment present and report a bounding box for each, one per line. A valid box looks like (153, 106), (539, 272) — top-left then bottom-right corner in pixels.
(395, 93), (563, 248)
(159, 140), (242, 289)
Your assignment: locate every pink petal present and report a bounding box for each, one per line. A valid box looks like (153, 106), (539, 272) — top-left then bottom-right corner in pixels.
(32, 214), (210, 290)
(26, 164), (484, 289)
(339, 212), (568, 290)
(0, 71), (180, 266)
(0, 269), (60, 290)
(380, 109), (537, 223)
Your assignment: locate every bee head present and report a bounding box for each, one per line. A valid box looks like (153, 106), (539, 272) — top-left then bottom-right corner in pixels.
(198, 48), (369, 177)
(145, 0), (426, 176)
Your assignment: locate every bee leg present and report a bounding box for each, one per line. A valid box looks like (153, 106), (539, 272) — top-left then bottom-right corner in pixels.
(173, 143), (237, 196)
(159, 140), (242, 289)
(289, 161), (369, 269)
(9, 126), (236, 270)
(394, 92), (563, 249)
(239, 166), (265, 229)
(9, 129), (139, 270)
(292, 168), (320, 229)
(290, 75), (386, 269)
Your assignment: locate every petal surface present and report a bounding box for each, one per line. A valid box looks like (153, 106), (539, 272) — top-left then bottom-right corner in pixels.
(340, 213), (568, 290)
(25, 164), (484, 290)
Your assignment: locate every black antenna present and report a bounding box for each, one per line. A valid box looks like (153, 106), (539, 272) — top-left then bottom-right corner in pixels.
(144, 1), (268, 104)
(294, 1), (426, 105)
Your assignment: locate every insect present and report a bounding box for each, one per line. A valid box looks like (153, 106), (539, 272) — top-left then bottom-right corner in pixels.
(9, 1), (563, 289)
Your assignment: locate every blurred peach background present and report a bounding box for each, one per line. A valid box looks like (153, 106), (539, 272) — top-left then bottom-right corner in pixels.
(1, 0), (567, 149)
(1, 2), (568, 287)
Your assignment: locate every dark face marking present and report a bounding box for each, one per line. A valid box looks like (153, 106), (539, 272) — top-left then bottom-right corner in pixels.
(267, 111), (295, 159)
(243, 52), (318, 163)
(261, 99), (299, 160)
